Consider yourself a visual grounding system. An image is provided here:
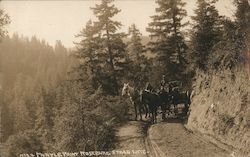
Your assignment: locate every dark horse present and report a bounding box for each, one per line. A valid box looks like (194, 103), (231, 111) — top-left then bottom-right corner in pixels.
(140, 90), (159, 123)
(122, 83), (148, 120)
(140, 90), (171, 123)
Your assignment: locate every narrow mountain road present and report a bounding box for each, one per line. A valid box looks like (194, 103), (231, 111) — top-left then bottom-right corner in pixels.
(113, 121), (149, 157)
(114, 118), (232, 157)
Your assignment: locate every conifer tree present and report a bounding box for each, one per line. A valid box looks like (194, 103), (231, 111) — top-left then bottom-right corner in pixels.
(34, 88), (55, 151)
(76, 0), (129, 95)
(147, 0), (188, 81)
(234, 0), (250, 58)
(128, 24), (145, 62)
(92, 0), (129, 95)
(191, 0), (222, 71)
(0, 4), (10, 40)
(209, 0), (249, 70)
(127, 24), (149, 88)
(75, 20), (102, 91)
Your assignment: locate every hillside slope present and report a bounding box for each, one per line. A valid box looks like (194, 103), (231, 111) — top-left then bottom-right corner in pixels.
(187, 69), (250, 154)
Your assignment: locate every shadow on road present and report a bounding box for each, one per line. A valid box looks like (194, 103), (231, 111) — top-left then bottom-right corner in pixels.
(162, 113), (189, 123)
(140, 113), (188, 138)
(162, 117), (185, 123)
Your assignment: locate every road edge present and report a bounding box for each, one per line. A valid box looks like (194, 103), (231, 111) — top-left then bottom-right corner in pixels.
(184, 124), (248, 157)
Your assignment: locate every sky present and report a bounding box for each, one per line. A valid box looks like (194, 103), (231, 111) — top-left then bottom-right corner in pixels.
(1, 0), (236, 48)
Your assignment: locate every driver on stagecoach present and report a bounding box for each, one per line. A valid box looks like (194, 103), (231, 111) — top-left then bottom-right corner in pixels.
(145, 82), (153, 92)
(160, 75), (167, 91)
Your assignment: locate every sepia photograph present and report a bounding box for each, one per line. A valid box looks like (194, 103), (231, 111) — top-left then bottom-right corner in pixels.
(0, 0), (249, 156)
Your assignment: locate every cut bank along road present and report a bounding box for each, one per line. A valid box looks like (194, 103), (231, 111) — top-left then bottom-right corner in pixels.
(114, 120), (231, 157)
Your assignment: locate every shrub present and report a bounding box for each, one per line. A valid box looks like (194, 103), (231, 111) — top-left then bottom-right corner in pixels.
(4, 130), (43, 157)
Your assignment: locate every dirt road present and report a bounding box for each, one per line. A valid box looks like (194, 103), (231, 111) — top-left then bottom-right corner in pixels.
(113, 121), (148, 157)
(114, 119), (232, 157)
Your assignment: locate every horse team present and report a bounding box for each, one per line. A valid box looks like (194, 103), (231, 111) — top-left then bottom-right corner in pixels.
(122, 82), (191, 123)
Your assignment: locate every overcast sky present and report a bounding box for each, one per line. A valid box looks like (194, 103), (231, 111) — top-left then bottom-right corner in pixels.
(1, 0), (236, 48)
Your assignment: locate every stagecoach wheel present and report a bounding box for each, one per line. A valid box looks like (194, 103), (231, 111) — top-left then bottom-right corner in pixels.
(182, 104), (189, 116)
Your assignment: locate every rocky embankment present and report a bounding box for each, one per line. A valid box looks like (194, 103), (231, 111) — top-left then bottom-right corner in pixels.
(187, 69), (250, 155)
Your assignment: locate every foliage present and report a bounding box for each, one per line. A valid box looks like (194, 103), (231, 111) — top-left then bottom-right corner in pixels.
(75, 0), (130, 95)
(208, 19), (243, 70)
(53, 82), (129, 151)
(0, 34), (72, 145)
(147, 0), (189, 82)
(127, 24), (150, 89)
(1, 1), (130, 154)
(234, 0), (250, 62)
(34, 88), (56, 151)
(127, 24), (145, 62)
(190, 0), (223, 71)
(208, 0), (250, 71)
(74, 20), (102, 92)
(1, 34), (130, 155)
(4, 130), (44, 157)
(0, 5), (10, 40)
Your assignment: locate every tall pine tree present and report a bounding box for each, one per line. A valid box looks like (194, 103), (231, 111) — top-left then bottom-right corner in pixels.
(128, 24), (145, 62)
(127, 24), (149, 89)
(76, 0), (129, 95)
(190, 0), (222, 71)
(147, 0), (188, 81)
(92, 0), (129, 95)
(75, 20), (103, 91)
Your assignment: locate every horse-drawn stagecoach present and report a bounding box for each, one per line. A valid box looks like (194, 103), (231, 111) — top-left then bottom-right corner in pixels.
(122, 80), (191, 124)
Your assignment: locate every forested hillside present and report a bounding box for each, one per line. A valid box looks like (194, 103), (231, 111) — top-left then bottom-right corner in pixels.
(0, 35), (72, 151)
(1, 35), (72, 90)
(0, 34), (132, 155)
